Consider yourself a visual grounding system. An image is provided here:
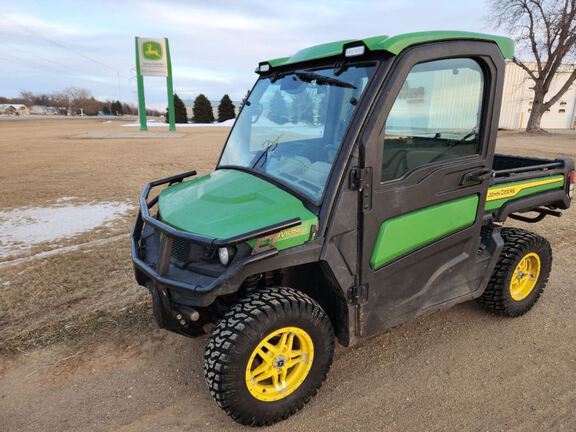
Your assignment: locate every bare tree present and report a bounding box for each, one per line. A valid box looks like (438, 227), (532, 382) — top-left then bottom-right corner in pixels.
(52, 87), (92, 115)
(488, 0), (576, 132)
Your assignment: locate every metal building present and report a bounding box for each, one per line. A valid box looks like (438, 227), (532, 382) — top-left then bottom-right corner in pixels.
(500, 62), (576, 129)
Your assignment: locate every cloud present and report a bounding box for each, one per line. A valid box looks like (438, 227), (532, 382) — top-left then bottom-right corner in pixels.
(0, 0), (493, 107)
(0, 12), (90, 37)
(140, 3), (277, 31)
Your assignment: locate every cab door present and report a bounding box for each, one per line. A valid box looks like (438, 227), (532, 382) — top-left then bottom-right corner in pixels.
(358, 42), (505, 337)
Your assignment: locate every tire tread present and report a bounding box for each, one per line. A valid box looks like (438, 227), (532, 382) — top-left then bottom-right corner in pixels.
(477, 227), (552, 317)
(204, 286), (334, 426)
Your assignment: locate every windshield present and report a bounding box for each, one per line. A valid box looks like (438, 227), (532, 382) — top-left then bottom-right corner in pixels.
(219, 64), (376, 204)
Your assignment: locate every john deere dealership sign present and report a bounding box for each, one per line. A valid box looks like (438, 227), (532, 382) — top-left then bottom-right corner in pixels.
(135, 37), (175, 131)
(138, 38), (168, 77)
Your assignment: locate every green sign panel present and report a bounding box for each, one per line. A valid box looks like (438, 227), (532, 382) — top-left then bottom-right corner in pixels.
(143, 41), (163, 60)
(135, 36), (175, 131)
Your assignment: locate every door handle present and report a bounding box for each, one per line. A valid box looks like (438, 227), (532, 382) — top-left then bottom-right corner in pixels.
(461, 169), (493, 185)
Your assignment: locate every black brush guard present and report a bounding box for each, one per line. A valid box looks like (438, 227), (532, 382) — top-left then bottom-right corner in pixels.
(131, 169), (301, 309)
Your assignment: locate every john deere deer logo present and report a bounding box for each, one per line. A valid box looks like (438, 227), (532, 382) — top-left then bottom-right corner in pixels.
(143, 41), (162, 60)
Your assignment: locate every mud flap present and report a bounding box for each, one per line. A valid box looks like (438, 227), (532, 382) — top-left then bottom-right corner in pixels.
(148, 283), (170, 329)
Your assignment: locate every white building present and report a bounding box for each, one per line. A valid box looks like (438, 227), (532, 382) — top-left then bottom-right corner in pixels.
(30, 105), (59, 115)
(500, 62), (576, 129)
(0, 104), (30, 116)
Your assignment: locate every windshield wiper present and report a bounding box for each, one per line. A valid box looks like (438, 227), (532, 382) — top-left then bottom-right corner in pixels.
(295, 72), (356, 89)
(251, 134), (283, 169)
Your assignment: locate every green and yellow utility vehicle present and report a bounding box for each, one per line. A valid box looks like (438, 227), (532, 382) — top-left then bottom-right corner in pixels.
(132, 31), (574, 425)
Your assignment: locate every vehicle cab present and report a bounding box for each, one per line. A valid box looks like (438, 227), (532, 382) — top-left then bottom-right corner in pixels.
(132, 31), (519, 340)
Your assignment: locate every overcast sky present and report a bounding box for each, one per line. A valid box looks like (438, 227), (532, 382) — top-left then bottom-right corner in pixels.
(0, 0), (498, 109)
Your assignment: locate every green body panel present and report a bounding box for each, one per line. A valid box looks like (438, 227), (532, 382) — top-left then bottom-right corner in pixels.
(370, 195), (479, 270)
(268, 39), (355, 67)
(158, 169), (318, 251)
(485, 175), (565, 212)
(261, 31), (513, 69)
(365, 31), (514, 58)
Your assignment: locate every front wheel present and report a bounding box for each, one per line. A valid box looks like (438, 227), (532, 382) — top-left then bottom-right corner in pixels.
(204, 287), (334, 426)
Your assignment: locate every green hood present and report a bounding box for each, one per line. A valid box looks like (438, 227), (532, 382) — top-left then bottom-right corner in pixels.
(158, 169), (318, 250)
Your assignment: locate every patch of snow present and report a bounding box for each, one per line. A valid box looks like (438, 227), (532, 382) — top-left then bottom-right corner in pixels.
(0, 201), (133, 259)
(0, 234), (126, 270)
(123, 119), (235, 128)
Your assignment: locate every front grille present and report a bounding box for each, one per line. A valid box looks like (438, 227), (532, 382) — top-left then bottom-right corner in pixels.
(171, 237), (191, 262)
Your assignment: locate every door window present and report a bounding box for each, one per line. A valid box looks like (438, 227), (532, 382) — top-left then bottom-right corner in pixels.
(381, 58), (485, 182)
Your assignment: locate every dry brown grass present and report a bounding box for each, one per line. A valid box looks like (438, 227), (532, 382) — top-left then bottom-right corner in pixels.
(0, 119), (226, 208)
(0, 119), (228, 354)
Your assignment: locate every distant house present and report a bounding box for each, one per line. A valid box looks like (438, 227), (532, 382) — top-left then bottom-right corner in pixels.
(30, 105), (60, 115)
(0, 104), (30, 116)
(30, 105), (48, 115)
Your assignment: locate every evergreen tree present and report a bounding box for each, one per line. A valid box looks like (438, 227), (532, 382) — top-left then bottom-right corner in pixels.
(217, 94), (236, 123)
(317, 93), (328, 126)
(121, 102), (133, 116)
(101, 102), (111, 115)
(291, 90), (314, 124)
(110, 100), (124, 116)
(268, 90), (288, 124)
(168, 93), (188, 123)
(192, 94), (214, 123)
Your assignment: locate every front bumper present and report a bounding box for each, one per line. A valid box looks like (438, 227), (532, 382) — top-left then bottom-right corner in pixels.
(131, 170), (301, 314)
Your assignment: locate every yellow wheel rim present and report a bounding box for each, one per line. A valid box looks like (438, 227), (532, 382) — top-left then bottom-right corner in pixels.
(510, 252), (541, 301)
(245, 327), (314, 402)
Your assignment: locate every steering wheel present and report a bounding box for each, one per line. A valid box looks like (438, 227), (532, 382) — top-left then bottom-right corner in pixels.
(429, 130), (477, 163)
(250, 140), (307, 168)
(264, 140), (307, 161)
(460, 129), (477, 142)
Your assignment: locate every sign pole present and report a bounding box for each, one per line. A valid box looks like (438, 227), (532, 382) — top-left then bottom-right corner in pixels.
(165, 38), (176, 132)
(135, 37), (148, 131)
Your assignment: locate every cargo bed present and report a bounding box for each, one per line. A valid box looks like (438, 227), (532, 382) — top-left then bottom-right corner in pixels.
(486, 154), (574, 222)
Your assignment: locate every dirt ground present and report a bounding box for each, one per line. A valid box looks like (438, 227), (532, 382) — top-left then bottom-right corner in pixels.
(1, 119), (576, 431)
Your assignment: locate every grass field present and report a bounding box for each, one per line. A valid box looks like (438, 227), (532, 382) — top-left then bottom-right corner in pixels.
(0, 119), (228, 353)
(1, 119), (576, 431)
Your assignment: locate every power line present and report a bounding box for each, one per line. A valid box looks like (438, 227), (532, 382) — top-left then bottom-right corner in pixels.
(0, 13), (118, 73)
(0, 51), (96, 79)
(0, 13), (124, 100)
(3, 41), (104, 78)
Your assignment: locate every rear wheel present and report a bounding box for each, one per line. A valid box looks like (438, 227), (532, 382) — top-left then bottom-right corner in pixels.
(204, 287), (334, 426)
(478, 228), (552, 317)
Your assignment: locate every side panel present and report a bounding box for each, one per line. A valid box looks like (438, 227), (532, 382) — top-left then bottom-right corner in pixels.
(370, 195), (479, 269)
(485, 175), (564, 211)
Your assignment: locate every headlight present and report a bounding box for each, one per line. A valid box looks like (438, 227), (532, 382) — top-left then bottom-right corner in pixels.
(218, 246), (236, 266)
